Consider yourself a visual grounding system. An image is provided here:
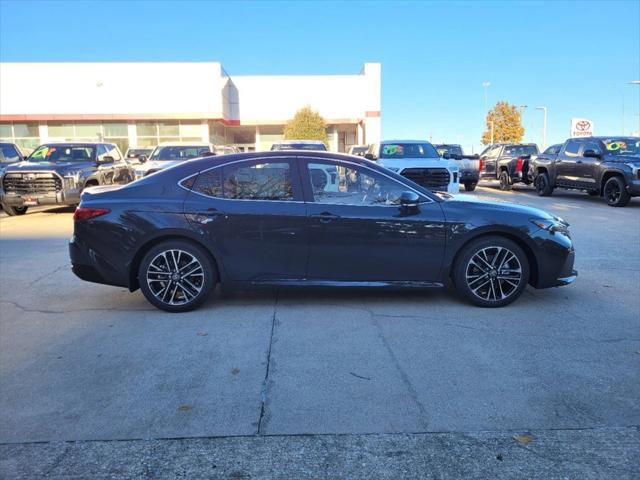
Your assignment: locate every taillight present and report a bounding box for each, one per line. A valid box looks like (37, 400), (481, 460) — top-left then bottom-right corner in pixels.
(515, 157), (524, 172)
(73, 207), (110, 221)
(479, 158), (484, 172)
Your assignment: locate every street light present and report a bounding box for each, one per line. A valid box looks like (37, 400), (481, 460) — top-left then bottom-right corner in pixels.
(536, 107), (547, 150)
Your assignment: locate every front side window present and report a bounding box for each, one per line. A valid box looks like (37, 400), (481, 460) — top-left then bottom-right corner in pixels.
(379, 143), (439, 159)
(504, 145), (538, 156)
(29, 145), (95, 162)
(222, 162), (293, 201)
(543, 144), (560, 155)
(308, 162), (408, 206)
(582, 141), (602, 156)
(563, 140), (581, 157)
(106, 144), (122, 161)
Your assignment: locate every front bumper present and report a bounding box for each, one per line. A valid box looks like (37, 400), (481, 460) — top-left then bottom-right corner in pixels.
(1, 189), (81, 207)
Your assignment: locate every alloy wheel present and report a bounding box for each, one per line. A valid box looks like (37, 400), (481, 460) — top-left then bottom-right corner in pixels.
(146, 249), (204, 306)
(465, 246), (522, 302)
(604, 182), (621, 204)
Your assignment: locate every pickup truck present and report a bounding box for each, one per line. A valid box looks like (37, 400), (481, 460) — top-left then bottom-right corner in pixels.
(0, 142), (134, 216)
(365, 140), (460, 193)
(479, 143), (539, 190)
(529, 136), (640, 207)
(434, 144), (480, 191)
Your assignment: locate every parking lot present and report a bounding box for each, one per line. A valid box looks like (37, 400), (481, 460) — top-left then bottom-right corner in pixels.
(1, 186), (639, 478)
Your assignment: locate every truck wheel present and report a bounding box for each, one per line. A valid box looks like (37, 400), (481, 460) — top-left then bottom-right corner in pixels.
(499, 171), (512, 191)
(1, 204), (28, 216)
(603, 176), (630, 207)
(464, 182), (477, 192)
(535, 172), (554, 197)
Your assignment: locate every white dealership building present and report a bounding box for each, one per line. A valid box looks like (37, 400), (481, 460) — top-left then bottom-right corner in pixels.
(0, 62), (381, 154)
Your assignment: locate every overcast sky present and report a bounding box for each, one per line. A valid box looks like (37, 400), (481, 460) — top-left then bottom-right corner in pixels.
(1, 0), (639, 152)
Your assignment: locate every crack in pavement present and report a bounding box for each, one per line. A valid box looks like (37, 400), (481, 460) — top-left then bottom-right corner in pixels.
(26, 263), (68, 288)
(257, 291), (278, 435)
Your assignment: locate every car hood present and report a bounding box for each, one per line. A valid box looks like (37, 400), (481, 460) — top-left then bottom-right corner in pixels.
(3, 160), (96, 175)
(442, 193), (557, 221)
(378, 157), (458, 171)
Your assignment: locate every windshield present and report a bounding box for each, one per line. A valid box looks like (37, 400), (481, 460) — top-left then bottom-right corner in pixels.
(503, 145), (538, 156)
(28, 145), (95, 162)
(0, 144), (22, 163)
(380, 143), (439, 159)
(602, 138), (640, 156)
(435, 145), (463, 157)
(271, 143), (327, 151)
(349, 146), (368, 155)
(150, 146), (210, 161)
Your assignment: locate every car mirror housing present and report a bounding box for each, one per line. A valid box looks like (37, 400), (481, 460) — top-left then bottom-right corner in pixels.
(364, 153), (376, 161)
(442, 152), (451, 159)
(399, 191), (420, 210)
(583, 149), (601, 159)
(138, 155), (147, 163)
(98, 155), (115, 164)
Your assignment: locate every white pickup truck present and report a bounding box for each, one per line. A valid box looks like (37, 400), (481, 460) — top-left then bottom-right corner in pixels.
(365, 140), (460, 193)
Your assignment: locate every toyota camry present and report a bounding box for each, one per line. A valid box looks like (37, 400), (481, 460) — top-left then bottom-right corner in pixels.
(69, 151), (577, 312)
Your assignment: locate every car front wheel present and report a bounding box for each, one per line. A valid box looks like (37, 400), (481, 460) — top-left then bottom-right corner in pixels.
(138, 240), (216, 312)
(464, 182), (477, 192)
(1, 204), (28, 216)
(453, 236), (530, 307)
(603, 176), (630, 207)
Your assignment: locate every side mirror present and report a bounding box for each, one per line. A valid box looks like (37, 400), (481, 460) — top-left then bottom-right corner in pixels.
(98, 155), (114, 164)
(364, 153), (376, 161)
(583, 149), (601, 159)
(138, 155), (147, 163)
(399, 191), (420, 212)
(472, 154), (480, 159)
(442, 152), (451, 159)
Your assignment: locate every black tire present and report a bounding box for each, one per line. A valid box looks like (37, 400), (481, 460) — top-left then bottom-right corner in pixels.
(603, 176), (630, 207)
(535, 172), (554, 197)
(464, 182), (477, 192)
(453, 236), (530, 308)
(1, 204), (28, 216)
(498, 171), (512, 191)
(138, 239), (216, 312)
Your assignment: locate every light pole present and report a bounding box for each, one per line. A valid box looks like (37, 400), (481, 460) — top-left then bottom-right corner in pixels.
(536, 107), (547, 150)
(631, 81), (640, 135)
(482, 82), (491, 115)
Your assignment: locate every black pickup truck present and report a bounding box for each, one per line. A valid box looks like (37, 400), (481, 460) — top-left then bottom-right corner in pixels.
(433, 144), (480, 191)
(478, 143), (539, 190)
(529, 136), (640, 207)
(0, 142), (134, 216)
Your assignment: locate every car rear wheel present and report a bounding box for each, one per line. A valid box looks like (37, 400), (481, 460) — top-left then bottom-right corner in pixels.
(535, 172), (554, 196)
(453, 236), (530, 307)
(499, 171), (512, 191)
(138, 240), (216, 312)
(1, 204), (28, 216)
(464, 182), (477, 192)
(603, 176), (630, 207)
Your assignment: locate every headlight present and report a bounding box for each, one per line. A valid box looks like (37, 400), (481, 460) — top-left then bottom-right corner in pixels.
(530, 217), (569, 235)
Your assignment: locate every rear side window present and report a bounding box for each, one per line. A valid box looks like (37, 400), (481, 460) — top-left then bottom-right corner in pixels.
(190, 161), (293, 201)
(583, 141), (602, 155)
(563, 140), (581, 157)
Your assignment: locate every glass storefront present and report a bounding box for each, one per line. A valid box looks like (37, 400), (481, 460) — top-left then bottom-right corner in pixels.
(0, 123), (40, 151)
(135, 121), (203, 147)
(47, 122), (129, 154)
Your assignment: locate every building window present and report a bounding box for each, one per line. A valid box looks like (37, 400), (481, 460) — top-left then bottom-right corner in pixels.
(47, 122), (129, 155)
(0, 123), (40, 150)
(135, 121), (203, 147)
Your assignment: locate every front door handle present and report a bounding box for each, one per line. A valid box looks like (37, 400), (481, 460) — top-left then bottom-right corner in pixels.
(311, 212), (341, 224)
(189, 208), (226, 225)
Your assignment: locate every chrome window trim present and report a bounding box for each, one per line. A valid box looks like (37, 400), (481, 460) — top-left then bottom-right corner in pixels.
(178, 155), (435, 205)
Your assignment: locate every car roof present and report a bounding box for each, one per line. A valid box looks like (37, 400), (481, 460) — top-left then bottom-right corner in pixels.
(184, 149), (372, 168)
(273, 140), (325, 145)
(433, 144), (461, 147)
(156, 141), (212, 147)
(381, 139), (431, 144)
(39, 142), (112, 147)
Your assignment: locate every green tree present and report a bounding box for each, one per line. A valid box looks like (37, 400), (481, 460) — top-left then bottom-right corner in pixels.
(481, 101), (525, 145)
(283, 106), (329, 146)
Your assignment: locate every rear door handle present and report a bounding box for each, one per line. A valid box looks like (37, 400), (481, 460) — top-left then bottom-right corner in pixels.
(311, 212), (341, 224)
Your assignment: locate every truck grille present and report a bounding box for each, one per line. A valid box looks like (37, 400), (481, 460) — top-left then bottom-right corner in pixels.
(401, 168), (450, 190)
(2, 172), (62, 195)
